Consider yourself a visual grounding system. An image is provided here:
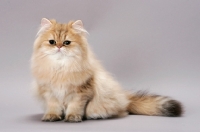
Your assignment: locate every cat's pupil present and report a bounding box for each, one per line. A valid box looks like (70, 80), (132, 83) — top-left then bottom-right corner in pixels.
(49, 40), (56, 45)
(63, 40), (71, 45)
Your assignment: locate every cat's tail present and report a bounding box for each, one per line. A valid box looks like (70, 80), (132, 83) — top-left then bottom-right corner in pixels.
(127, 91), (183, 117)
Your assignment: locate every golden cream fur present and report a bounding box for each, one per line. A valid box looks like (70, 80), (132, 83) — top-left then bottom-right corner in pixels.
(31, 18), (183, 122)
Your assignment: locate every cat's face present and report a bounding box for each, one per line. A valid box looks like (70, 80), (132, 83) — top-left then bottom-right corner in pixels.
(33, 18), (88, 62)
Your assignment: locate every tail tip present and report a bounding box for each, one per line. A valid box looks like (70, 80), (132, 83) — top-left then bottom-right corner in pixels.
(162, 100), (183, 117)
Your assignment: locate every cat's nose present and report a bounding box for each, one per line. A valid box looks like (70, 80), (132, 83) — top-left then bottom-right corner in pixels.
(57, 44), (63, 48)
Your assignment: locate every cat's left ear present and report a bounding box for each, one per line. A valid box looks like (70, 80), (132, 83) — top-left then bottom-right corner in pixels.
(72, 20), (89, 34)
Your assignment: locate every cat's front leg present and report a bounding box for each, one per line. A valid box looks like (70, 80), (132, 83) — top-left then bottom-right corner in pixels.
(64, 93), (91, 122)
(42, 96), (63, 122)
(64, 78), (94, 122)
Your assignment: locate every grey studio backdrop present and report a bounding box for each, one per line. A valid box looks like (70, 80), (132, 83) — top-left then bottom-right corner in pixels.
(0, 0), (200, 132)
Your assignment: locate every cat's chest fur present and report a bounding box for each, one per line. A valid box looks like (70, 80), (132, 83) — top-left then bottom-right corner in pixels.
(33, 53), (93, 105)
(34, 56), (88, 85)
(43, 61), (76, 102)
(50, 84), (74, 104)
(36, 57), (91, 103)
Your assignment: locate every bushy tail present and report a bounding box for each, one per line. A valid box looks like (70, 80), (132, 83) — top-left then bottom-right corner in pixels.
(127, 92), (183, 117)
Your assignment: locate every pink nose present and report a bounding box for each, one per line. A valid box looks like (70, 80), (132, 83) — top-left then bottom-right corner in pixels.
(57, 45), (63, 48)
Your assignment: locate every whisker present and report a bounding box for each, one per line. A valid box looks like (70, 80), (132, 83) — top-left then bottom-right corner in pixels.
(44, 50), (57, 55)
(36, 54), (48, 59)
(62, 49), (80, 57)
(36, 49), (57, 59)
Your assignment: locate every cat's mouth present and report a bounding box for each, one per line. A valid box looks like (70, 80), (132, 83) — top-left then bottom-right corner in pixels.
(57, 48), (62, 52)
(56, 48), (61, 52)
(54, 50), (75, 58)
(56, 48), (65, 54)
(45, 48), (76, 58)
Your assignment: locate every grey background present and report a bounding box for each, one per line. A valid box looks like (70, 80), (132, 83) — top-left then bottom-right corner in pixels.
(1, 0), (200, 132)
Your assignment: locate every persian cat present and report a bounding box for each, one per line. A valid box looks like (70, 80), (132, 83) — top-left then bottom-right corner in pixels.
(31, 18), (182, 122)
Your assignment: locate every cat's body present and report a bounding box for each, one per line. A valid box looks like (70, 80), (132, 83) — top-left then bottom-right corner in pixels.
(31, 18), (182, 122)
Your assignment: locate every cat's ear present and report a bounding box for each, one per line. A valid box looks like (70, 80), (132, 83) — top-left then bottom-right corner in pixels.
(37, 18), (52, 36)
(41, 18), (52, 27)
(72, 20), (88, 34)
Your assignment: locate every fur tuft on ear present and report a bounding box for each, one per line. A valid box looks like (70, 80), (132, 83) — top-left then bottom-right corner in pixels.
(72, 20), (89, 34)
(36, 18), (52, 36)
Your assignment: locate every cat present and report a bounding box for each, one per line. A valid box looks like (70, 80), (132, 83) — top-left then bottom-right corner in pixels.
(31, 18), (183, 122)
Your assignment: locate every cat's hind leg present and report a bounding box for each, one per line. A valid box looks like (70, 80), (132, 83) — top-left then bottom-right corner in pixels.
(85, 97), (129, 120)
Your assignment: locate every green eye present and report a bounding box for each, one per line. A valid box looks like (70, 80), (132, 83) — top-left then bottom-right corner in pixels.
(49, 40), (56, 45)
(63, 40), (71, 45)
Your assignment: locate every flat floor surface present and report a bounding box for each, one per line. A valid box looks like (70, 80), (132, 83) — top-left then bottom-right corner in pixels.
(1, 1), (200, 132)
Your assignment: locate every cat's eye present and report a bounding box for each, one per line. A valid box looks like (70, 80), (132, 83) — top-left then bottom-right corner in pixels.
(49, 40), (56, 45)
(63, 40), (71, 45)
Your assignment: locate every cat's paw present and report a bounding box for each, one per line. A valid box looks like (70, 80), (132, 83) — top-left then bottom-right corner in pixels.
(64, 114), (82, 122)
(42, 113), (62, 122)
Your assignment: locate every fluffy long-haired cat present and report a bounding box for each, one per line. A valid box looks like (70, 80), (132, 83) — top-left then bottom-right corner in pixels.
(31, 18), (183, 122)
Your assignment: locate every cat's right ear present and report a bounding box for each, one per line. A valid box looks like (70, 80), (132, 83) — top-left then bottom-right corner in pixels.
(36, 18), (52, 36)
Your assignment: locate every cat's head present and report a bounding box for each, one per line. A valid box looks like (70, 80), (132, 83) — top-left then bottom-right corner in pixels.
(33, 18), (89, 62)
